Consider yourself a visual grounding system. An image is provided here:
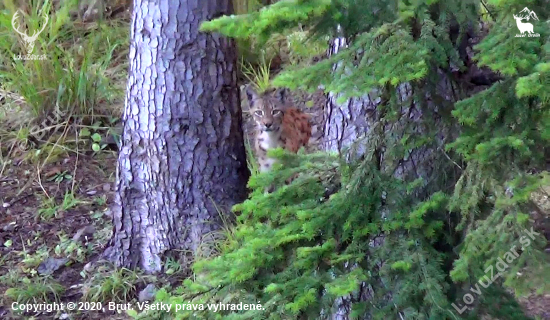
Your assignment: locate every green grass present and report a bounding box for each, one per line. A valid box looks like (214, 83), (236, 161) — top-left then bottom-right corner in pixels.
(5, 277), (65, 304)
(241, 55), (272, 93)
(82, 265), (148, 303)
(245, 137), (260, 175)
(233, 0), (262, 15)
(0, 0), (128, 121)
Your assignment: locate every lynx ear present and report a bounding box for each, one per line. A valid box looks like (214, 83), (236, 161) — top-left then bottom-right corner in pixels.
(245, 85), (259, 103)
(276, 88), (287, 103)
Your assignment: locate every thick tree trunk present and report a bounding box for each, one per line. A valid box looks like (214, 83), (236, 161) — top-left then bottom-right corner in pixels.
(103, 0), (249, 273)
(323, 29), (453, 320)
(323, 40), (379, 164)
(323, 31), (376, 320)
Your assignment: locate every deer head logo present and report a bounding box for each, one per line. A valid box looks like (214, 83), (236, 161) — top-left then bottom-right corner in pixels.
(11, 10), (49, 55)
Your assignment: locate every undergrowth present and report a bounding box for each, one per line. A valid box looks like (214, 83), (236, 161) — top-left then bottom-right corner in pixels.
(0, 0), (127, 133)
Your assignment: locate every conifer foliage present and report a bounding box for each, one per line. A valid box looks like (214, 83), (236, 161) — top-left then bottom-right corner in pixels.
(136, 0), (550, 319)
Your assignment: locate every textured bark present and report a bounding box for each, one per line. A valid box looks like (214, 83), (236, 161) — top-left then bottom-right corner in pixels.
(323, 35), (374, 156)
(103, 0), (249, 272)
(323, 32), (375, 320)
(323, 30), (454, 320)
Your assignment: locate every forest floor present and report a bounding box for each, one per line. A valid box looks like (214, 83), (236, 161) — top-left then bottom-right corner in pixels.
(0, 144), (130, 318)
(0, 84), (327, 319)
(0, 150), (127, 319)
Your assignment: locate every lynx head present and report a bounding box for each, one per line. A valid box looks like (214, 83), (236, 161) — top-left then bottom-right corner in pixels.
(246, 86), (287, 133)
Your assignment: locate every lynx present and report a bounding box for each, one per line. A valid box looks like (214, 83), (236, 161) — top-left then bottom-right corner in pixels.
(245, 86), (312, 178)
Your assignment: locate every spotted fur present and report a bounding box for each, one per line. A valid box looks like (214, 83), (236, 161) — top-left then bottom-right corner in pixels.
(246, 86), (312, 176)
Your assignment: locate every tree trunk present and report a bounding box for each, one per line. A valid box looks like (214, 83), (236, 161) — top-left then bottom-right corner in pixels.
(103, 0), (249, 273)
(322, 35), (378, 158)
(323, 27), (454, 320)
(323, 30), (376, 320)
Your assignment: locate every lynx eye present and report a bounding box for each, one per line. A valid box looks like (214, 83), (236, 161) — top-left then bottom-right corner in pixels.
(272, 110), (282, 116)
(254, 110), (264, 116)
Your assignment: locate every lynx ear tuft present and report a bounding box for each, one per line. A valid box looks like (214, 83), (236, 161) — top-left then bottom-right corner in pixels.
(245, 85), (259, 103)
(276, 88), (287, 103)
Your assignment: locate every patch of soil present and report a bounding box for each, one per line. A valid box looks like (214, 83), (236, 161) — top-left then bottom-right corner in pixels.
(519, 293), (550, 319)
(0, 152), (115, 252)
(0, 151), (118, 319)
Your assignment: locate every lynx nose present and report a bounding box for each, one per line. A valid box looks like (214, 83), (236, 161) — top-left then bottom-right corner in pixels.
(264, 123), (272, 129)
